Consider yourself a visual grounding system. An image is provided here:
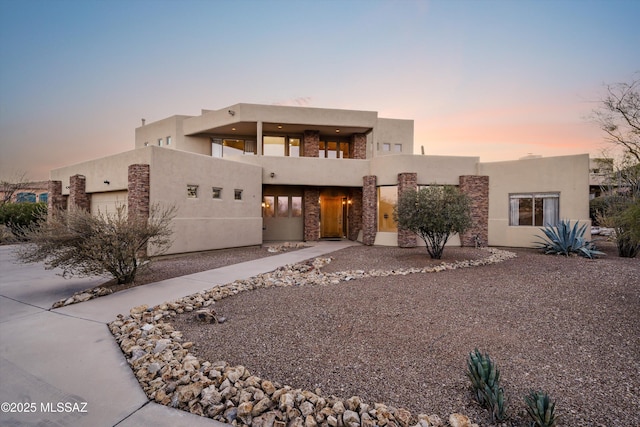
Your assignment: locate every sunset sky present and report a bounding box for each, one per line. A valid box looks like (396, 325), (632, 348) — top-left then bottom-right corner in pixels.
(1, 0), (639, 181)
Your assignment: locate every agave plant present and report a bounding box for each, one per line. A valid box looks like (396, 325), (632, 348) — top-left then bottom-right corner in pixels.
(524, 390), (558, 427)
(534, 219), (605, 259)
(466, 349), (507, 422)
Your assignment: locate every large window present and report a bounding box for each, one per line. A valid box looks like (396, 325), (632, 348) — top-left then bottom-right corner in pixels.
(263, 136), (301, 157)
(263, 195), (303, 218)
(320, 140), (349, 158)
(509, 193), (559, 226)
(212, 138), (256, 157)
(378, 186), (398, 232)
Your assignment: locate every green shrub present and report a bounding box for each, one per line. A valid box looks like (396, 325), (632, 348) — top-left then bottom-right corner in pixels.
(534, 220), (604, 259)
(524, 390), (558, 427)
(0, 202), (47, 239)
(466, 349), (507, 423)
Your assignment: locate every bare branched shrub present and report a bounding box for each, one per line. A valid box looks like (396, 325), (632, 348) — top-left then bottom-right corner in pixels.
(17, 204), (176, 284)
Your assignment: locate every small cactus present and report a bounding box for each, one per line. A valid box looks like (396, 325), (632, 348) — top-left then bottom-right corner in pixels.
(466, 349), (507, 422)
(524, 390), (557, 427)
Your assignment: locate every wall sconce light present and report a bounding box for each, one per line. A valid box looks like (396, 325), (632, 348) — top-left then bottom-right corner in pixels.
(103, 180), (110, 185)
(228, 110), (235, 116)
(269, 172), (275, 178)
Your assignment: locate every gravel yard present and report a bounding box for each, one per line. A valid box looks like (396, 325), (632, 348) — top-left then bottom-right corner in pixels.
(170, 242), (640, 427)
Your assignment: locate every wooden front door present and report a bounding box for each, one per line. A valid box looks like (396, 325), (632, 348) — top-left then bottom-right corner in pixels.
(321, 196), (343, 238)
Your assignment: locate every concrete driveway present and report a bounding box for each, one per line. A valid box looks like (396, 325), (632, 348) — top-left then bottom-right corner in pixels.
(0, 241), (356, 426)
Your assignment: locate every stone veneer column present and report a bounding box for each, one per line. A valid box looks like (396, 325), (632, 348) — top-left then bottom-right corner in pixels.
(303, 130), (320, 158)
(128, 164), (150, 221)
(303, 188), (320, 241)
(362, 176), (377, 246)
(351, 133), (367, 159)
(459, 175), (489, 247)
(69, 174), (90, 211)
(47, 180), (65, 220)
(397, 173), (417, 247)
(347, 188), (363, 241)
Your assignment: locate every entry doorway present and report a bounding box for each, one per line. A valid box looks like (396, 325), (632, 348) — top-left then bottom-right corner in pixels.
(320, 189), (351, 239)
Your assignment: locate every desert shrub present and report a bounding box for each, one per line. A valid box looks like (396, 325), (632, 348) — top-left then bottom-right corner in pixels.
(595, 197), (640, 258)
(524, 390), (558, 427)
(0, 202), (47, 240)
(394, 186), (471, 259)
(16, 204), (175, 284)
(466, 349), (507, 423)
(534, 220), (604, 259)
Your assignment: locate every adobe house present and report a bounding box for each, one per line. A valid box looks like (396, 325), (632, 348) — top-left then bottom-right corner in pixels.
(49, 103), (590, 254)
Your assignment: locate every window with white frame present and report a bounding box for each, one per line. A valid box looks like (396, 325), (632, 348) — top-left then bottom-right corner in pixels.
(382, 143), (391, 152)
(509, 193), (559, 226)
(187, 185), (198, 198)
(166, 136), (172, 145)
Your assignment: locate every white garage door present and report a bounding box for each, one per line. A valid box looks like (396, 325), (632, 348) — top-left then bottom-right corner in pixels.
(90, 191), (128, 216)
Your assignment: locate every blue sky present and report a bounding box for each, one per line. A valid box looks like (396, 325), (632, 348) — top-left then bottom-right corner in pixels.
(1, 0), (639, 181)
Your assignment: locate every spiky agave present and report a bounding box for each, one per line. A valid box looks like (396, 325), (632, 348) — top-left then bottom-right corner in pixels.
(534, 219), (605, 259)
(466, 349), (507, 422)
(524, 390), (558, 427)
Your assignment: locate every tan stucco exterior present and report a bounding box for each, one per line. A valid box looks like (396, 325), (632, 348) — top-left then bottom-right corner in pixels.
(50, 103), (592, 254)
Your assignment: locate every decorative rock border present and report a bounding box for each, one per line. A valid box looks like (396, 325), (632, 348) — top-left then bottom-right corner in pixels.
(108, 248), (517, 427)
(52, 286), (113, 308)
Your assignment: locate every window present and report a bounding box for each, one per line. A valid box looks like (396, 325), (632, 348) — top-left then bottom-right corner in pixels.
(212, 187), (222, 199)
(234, 189), (243, 200)
(16, 192), (36, 203)
(509, 193), (559, 226)
(378, 186), (398, 232)
(144, 142), (149, 146)
(291, 196), (302, 217)
(263, 136), (301, 157)
(158, 138), (163, 146)
(394, 144), (402, 152)
(319, 140), (349, 158)
(211, 138), (256, 157)
(38, 193), (48, 203)
(277, 196), (289, 217)
(187, 185), (198, 198)
(166, 136), (172, 145)
(263, 196), (275, 217)
(382, 143), (391, 152)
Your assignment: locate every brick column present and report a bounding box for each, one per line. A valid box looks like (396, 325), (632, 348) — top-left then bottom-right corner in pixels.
(69, 174), (90, 211)
(351, 133), (367, 159)
(128, 164), (150, 221)
(47, 180), (65, 220)
(459, 175), (489, 247)
(362, 176), (377, 246)
(397, 173), (417, 247)
(303, 188), (320, 241)
(347, 188), (363, 241)
(303, 130), (320, 158)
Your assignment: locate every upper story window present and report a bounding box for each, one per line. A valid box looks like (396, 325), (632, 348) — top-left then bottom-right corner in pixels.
(509, 193), (559, 226)
(263, 136), (301, 157)
(212, 187), (222, 199)
(212, 138), (256, 157)
(394, 144), (402, 153)
(166, 136), (172, 145)
(320, 140), (349, 158)
(158, 138), (163, 146)
(234, 189), (243, 200)
(382, 143), (391, 152)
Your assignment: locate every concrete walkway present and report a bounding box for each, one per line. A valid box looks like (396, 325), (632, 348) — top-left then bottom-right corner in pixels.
(0, 241), (357, 426)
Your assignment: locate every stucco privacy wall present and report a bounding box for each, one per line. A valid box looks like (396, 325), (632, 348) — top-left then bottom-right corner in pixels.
(479, 154), (591, 247)
(370, 154), (479, 185)
(148, 147), (262, 254)
(374, 118), (415, 156)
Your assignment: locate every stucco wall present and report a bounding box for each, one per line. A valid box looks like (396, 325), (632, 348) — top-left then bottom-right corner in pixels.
(370, 155), (479, 186)
(148, 148), (263, 254)
(374, 118), (414, 155)
(479, 154), (591, 247)
(135, 115), (190, 150)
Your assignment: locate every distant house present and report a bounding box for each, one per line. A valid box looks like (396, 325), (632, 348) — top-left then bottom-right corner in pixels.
(0, 181), (49, 205)
(49, 103), (591, 255)
(589, 157), (615, 199)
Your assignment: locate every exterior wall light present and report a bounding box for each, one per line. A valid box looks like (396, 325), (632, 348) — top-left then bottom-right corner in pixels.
(103, 180), (110, 185)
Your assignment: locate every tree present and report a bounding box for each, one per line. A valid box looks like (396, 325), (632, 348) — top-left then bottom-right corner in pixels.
(394, 186), (471, 259)
(592, 74), (640, 163)
(1, 171), (30, 207)
(591, 74), (640, 257)
(17, 204), (176, 284)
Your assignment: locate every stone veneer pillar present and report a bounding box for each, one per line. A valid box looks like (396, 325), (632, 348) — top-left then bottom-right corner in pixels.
(128, 164), (150, 221)
(397, 172), (417, 247)
(47, 180), (65, 220)
(459, 175), (489, 247)
(362, 176), (377, 246)
(303, 130), (320, 158)
(347, 188), (363, 241)
(351, 133), (367, 159)
(303, 188), (320, 241)
(69, 174), (90, 211)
